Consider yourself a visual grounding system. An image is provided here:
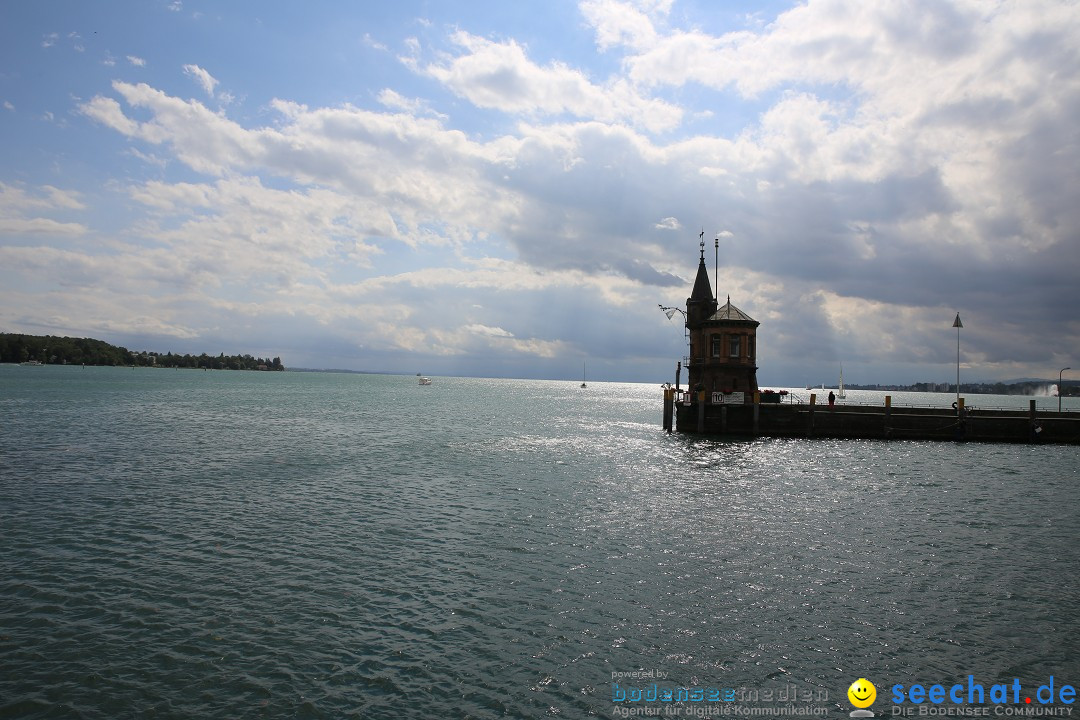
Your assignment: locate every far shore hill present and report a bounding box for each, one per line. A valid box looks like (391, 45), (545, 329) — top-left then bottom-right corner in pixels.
(0, 333), (283, 371)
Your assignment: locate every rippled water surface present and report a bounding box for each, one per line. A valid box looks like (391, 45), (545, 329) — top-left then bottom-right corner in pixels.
(2, 366), (1078, 718)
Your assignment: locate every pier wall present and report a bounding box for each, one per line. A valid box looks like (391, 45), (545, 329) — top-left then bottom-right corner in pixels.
(673, 397), (1080, 444)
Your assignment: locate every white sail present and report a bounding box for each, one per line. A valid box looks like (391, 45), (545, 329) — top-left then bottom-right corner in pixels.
(838, 364), (846, 398)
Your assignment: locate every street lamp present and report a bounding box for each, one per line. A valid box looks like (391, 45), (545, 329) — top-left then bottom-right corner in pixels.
(659, 304), (688, 351)
(1060, 367), (1071, 413)
(952, 313), (962, 410)
(660, 304), (690, 389)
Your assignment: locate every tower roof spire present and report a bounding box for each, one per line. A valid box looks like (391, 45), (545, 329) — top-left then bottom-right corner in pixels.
(690, 231), (713, 303)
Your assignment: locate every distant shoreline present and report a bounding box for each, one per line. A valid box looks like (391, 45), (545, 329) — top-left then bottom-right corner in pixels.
(0, 333), (284, 371)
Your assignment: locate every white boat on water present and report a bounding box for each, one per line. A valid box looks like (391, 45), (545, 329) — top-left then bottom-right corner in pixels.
(838, 364), (846, 399)
(418, 376), (432, 385)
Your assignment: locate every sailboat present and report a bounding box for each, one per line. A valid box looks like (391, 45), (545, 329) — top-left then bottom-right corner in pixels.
(580, 361), (587, 388)
(837, 364), (846, 399)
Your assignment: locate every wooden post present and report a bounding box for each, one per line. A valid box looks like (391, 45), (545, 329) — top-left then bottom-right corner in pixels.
(1030, 399), (1040, 443)
(955, 397), (967, 441)
(663, 387), (674, 433)
(808, 393), (816, 437)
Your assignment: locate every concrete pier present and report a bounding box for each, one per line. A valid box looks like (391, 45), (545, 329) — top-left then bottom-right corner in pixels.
(673, 395), (1080, 444)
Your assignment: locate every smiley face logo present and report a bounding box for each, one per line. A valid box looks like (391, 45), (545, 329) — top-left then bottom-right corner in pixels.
(848, 678), (876, 709)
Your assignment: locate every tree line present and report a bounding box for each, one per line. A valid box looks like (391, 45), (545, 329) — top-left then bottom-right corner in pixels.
(0, 333), (284, 371)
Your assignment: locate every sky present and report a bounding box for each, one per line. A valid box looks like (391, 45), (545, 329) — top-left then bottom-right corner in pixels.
(1, 0), (1077, 385)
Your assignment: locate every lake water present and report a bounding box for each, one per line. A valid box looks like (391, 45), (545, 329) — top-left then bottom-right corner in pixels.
(1, 365), (1078, 718)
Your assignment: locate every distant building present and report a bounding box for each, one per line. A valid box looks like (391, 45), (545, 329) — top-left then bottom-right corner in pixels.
(685, 239), (759, 398)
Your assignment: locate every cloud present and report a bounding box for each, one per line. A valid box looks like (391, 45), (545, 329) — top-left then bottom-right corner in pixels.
(0, 183), (83, 211)
(0, 218), (88, 236)
(654, 217), (680, 230)
(362, 33), (388, 52)
(580, 0), (662, 52)
(182, 63), (218, 97)
(464, 323), (514, 338)
(41, 32), (58, 48)
(127, 55), (146, 67)
(425, 31), (682, 133)
(377, 88), (445, 119)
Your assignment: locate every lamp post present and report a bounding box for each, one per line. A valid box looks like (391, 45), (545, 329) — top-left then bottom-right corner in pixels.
(660, 304), (689, 389)
(1060, 367), (1071, 413)
(952, 313), (962, 410)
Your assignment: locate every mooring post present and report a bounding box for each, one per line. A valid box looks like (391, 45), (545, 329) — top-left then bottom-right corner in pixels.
(697, 389), (705, 433)
(955, 397), (967, 441)
(663, 386), (674, 433)
(675, 361), (681, 391)
(808, 393), (816, 437)
(884, 395), (892, 438)
(1029, 399), (1040, 443)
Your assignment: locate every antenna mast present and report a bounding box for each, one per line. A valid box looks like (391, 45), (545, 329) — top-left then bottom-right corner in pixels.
(714, 235), (719, 303)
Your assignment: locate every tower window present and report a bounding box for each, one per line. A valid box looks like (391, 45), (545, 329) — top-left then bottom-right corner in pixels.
(729, 336), (741, 358)
(711, 334), (721, 357)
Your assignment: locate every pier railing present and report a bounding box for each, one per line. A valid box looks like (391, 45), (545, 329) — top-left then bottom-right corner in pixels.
(668, 391), (1080, 444)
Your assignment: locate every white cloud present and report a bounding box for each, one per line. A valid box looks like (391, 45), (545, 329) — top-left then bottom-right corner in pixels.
(127, 55), (146, 67)
(377, 88), (446, 119)
(464, 323), (514, 338)
(362, 33), (388, 52)
(0, 182), (85, 212)
(580, 0), (660, 52)
(41, 33), (58, 48)
(425, 31), (682, 133)
(182, 64), (218, 98)
(654, 217), (680, 230)
(0, 218), (88, 236)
